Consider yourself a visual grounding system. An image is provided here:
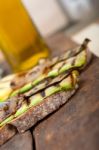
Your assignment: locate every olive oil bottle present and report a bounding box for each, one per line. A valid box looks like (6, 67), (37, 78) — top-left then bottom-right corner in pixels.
(0, 0), (49, 72)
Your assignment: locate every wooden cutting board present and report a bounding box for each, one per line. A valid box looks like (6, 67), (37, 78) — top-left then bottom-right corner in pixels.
(1, 33), (99, 150)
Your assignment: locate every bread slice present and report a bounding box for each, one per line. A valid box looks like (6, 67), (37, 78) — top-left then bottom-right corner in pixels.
(10, 87), (77, 133)
(0, 87), (77, 146)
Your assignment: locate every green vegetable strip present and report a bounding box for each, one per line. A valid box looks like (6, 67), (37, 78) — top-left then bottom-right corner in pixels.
(32, 50), (86, 84)
(0, 71), (78, 127)
(10, 49), (86, 98)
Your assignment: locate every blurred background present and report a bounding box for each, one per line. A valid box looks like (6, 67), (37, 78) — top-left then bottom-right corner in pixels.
(0, 0), (99, 77)
(22, 0), (99, 36)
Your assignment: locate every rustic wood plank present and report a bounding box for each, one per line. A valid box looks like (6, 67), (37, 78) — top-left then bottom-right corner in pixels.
(33, 34), (99, 150)
(0, 131), (33, 150)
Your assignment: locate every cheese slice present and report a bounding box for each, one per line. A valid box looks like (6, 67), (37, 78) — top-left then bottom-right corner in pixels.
(0, 74), (15, 101)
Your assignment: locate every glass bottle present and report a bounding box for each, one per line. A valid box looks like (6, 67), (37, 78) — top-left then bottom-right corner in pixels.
(0, 0), (49, 72)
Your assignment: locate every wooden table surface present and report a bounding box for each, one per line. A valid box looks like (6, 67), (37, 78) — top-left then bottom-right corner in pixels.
(1, 33), (99, 150)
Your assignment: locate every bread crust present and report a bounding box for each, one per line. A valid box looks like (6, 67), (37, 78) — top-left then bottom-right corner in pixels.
(10, 89), (77, 133)
(0, 89), (77, 146)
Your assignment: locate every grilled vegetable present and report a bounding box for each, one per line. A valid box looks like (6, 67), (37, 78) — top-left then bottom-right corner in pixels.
(9, 39), (90, 98)
(7, 39), (90, 96)
(0, 70), (79, 126)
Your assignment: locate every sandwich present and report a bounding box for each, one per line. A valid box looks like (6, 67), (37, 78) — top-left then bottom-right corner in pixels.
(0, 39), (92, 145)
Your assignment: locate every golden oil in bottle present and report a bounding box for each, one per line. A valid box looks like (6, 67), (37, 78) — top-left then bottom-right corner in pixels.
(0, 0), (49, 72)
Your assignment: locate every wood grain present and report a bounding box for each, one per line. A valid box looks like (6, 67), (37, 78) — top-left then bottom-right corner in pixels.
(0, 131), (33, 150)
